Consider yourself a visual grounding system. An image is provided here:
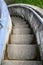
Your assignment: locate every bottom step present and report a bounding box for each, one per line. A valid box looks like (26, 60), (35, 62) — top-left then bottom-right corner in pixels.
(7, 44), (36, 60)
(2, 60), (42, 65)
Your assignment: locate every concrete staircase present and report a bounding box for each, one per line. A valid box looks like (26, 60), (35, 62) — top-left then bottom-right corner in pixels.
(2, 16), (42, 65)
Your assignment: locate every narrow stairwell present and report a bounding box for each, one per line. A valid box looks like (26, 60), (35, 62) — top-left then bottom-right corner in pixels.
(2, 16), (42, 65)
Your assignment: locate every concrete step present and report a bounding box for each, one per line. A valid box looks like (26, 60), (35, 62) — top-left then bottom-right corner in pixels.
(13, 28), (31, 34)
(7, 44), (36, 60)
(12, 17), (31, 28)
(11, 17), (29, 28)
(2, 60), (42, 65)
(13, 22), (28, 26)
(10, 35), (34, 44)
(12, 21), (27, 25)
(12, 16), (28, 26)
(11, 17), (26, 23)
(14, 24), (29, 28)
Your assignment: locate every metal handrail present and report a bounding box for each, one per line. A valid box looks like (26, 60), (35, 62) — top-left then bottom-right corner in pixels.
(8, 4), (43, 24)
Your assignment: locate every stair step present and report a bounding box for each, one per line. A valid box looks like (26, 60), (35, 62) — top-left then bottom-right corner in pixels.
(12, 21), (27, 25)
(7, 44), (36, 60)
(10, 35), (34, 44)
(12, 17), (28, 26)
(13, 28), (31, 34)
(14, 24), (29, 28)
(14, 23), (27, 26)
(2, 60), (42, 65)
(12, 17), (26, 23)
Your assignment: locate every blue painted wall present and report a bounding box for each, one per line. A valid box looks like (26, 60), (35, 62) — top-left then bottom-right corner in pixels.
(0, 0), (10, 62)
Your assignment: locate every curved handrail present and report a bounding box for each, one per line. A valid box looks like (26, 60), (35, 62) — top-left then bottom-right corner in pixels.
(8, 4), (43, 17)
(8, 4), (43, 24)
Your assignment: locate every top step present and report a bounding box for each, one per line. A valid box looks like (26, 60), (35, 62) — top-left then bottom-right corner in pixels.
(11, 17), (26, 23)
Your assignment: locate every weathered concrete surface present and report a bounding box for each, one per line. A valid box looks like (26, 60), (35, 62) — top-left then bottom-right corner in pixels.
(10, 17), (34, 44)
(13, 28), (31, 34)
(11, 17), (26, 24)
(14, 25), (29, 28)
(11, 17), (29, 28)
(7, 44), (36, 59)
(11, 17), (31, 34)
(10, 35), (34, 44)
(2, 60), (42, 65)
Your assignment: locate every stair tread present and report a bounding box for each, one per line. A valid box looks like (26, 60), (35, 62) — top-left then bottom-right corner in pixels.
(14, 24), (29, 28)
(2, 60), (42, 65)
(12, 17), (26, 23)
(7, 44), (36, 59)
(10, 34), (34, 44)
(13, 22), (27, 25)
(12, 17), (29, 26)
(13, 28), (31, 34)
